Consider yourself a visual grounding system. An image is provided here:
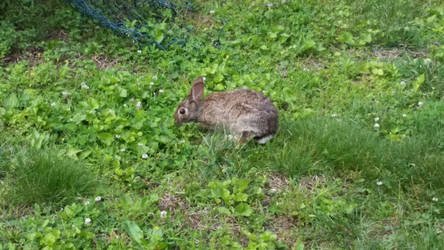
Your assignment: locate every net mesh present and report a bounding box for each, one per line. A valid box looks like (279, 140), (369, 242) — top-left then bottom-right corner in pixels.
(66, 0), (193, 50)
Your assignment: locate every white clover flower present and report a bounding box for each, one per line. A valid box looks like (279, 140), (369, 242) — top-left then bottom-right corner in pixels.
(402, 114), (407, 117)
(374, 123), (380, 129)
(152, 75), (158, 81)
(400, 80), (406, 85)
(115, 134), (121, 139)
(50, 102), (56, 107)
(137, 50), (142, 54)
(136, 101), (142, 110)
(81, 82), (90, 89)
(84, 200), (90, 206)
(432, 197), (438, 202)
(209, 10), (215, 14)
(160, 210), (167, 218)
(418, 101), (424, 107)
(95, 196), (102, 202)
(331, 113), (338, 118)
(120, 148), (126, 152)
(376, 181), (383, 186)
(84, 218), (92, 225)
(142, 153), (148, 159)
(159, 89), (164, 93)
(202, 77), (206, 81)
(123, 104), (128, 107)
(374, 117), (380, 122)
(138, 142), (143, 147)
(150, 81), (154, 86)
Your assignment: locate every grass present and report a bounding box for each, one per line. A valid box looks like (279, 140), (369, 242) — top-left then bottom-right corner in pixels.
(253, 116), (444, 190)
(3, 145), (98, 207)
(347, 0), (442, 47)
(1, 0), (443, 248)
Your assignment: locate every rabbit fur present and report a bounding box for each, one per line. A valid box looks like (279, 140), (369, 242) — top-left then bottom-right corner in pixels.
(174, 77), (278, 144)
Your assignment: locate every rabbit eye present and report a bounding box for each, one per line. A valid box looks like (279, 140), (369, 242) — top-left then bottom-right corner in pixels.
(179, 108), (186, 114)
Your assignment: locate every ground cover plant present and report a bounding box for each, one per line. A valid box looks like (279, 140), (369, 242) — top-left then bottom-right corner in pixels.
(0, 0), (443, 248)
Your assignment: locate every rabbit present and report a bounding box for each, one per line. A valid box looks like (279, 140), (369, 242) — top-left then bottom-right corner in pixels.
(174, 76), (278, 144)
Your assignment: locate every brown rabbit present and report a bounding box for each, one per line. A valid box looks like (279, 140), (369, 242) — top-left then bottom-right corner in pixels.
(174, 77), (278, 144)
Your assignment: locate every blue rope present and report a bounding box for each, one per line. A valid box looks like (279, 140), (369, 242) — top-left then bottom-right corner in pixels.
(213, 18), (228, 49)
(66, 0), (192, 50)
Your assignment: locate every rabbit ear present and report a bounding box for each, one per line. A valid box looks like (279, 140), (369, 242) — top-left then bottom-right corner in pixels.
(190, 77), (205, 101)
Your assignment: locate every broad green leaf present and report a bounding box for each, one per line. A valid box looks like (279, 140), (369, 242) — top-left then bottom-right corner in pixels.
(124, 220), (144, 244)
(40, 229), (60, 246)
(414, 74), (425, 90)
(371, 68), (384, 76)
(97, 132), (113, 146)
(3, 93), (18, 108)
(233, 178), (250, 193)
(119, 88), (128, 97)
(233, 193), (248, 202)
(234, 203), (253, 217)
(295, 240), (305, 250)
(154, 32), (164, 43)
(217, 206), (232, 215)
(66, 148), (82, 159)
(72, 113), (86, 124)
(338, 32), (354, 45)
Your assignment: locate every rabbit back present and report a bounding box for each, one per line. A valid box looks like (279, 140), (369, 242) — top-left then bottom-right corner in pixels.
(198, 89), (278, 140)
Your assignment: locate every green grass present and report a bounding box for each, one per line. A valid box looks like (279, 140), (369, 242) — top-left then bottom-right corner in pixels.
(251, 116), (444, 190)
(4, 145), (98, 207)
(347, 0), (444, 47)
(1, 0), (443, 248)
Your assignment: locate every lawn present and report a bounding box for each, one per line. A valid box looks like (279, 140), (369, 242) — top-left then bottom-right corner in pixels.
(0, 0), (443, 249)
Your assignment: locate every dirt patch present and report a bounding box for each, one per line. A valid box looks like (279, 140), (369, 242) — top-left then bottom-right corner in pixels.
(27, 47), (45, 66)
(0, 46), (44, 66)
(158, 192), (188, 212)
(267, 172), (289, 194)
(225, 217), (249, 247)
(298, 175), (326, 191)
(300, 57), (326, 71)
(46, 29), (70, 42)
(1, 50), (22, 64)
(1, 30), (68, 65)
(366, 219), (396, 240)
(184, 12), (217, 31)
(1, 207), (33, 219)
(92, 55), (119, 70)
(158, 192), (212, 230)
(158, 192), (209, 230)
(370, 46), (428, 60)
(265, 215), (297, 246)
(186, 207), (208, 230)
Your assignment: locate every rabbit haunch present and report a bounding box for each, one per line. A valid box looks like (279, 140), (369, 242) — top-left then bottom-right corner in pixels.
(174, 77), (278, 144)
